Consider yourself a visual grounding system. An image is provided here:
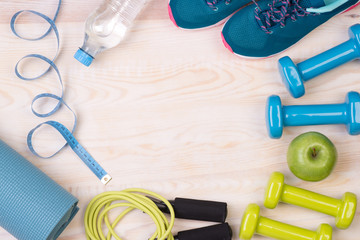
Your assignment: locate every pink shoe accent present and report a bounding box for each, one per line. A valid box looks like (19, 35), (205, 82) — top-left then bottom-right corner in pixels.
(168, 4), (179, 28)
(343, 2), (360, 12)
(221, 32), (233, 53)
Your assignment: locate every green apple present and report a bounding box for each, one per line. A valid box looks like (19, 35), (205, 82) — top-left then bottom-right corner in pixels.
(287, 132), (337, 182)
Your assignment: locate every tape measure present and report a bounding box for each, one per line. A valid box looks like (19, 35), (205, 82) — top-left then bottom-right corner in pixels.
(11, 0), (111, 185)
(28, 121), (112, 185)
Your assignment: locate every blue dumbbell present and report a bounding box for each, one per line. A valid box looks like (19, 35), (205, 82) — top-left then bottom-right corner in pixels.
(278, 24), (360, 98)
(266, 91), (360, 138)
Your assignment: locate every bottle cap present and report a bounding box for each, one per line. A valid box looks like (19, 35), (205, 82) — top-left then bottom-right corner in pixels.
(74, 48), (93, 67)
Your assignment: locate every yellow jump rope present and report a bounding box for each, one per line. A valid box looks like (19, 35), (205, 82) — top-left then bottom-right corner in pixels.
(85, 188), (175, 240)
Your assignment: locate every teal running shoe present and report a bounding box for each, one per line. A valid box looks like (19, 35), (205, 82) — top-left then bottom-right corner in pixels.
(168, 0), (252, 29)
(221, 0), (360, 58)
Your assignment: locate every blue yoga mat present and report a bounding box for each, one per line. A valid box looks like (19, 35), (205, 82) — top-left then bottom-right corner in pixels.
(0, 139), (79, 240)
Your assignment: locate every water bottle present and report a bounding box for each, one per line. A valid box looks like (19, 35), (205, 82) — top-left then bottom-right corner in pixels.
(74, 0), (148, 67)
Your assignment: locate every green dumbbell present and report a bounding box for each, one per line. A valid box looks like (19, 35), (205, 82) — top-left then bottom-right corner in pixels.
(264, 172), (357, 229)
(239, 204), (332, 240)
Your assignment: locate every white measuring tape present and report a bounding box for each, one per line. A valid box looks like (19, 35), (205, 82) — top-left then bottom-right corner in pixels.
(11, 0), (111, 185)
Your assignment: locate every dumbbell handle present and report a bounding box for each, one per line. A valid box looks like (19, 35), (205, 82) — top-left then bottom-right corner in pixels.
(282, 185), (340, 217)
(257, 216), (318, 240)
(298, 39), (359, 81)
(283, 103), (347, 126)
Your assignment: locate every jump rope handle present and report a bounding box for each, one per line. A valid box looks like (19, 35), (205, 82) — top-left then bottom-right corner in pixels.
(174, 223), (232, 240)
(153, 197), (228, 223)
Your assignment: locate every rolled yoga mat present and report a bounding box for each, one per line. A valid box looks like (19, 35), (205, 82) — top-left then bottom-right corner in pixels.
(0, 139), (79, 240)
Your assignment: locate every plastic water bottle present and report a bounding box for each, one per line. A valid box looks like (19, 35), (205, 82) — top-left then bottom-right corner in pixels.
(74, 0), (148, 67)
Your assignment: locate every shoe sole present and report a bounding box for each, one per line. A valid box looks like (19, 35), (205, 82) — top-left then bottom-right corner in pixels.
(221, 1), (360, 59)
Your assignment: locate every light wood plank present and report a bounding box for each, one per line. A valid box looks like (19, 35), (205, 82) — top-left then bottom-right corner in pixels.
(0, 0), (359, 239)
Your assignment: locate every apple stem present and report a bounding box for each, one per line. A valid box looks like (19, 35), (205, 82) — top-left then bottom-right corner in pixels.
(312, 148), (318, 158)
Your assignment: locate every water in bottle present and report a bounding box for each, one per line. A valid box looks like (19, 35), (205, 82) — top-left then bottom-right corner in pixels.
(74, 0), (148, 67)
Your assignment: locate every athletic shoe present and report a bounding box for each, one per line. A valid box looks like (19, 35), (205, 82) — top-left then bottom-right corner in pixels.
(168, 0), (251, 29)
(221, 0), (360, 58)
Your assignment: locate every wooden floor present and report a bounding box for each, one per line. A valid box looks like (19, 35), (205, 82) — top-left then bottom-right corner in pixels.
(0, 0), (359, 239)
